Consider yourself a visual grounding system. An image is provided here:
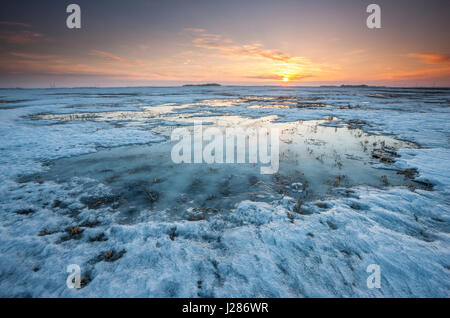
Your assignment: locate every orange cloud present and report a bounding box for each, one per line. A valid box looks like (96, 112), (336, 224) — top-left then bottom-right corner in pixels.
(188, 29), (292, 63)
(408, 53), (450, 65)
(1, 51), (172, 81)
(381, 67), (450, 81)
(10, 52), (58, 60)
(184, 28), (207, 33)
(0, 55), (146, 78)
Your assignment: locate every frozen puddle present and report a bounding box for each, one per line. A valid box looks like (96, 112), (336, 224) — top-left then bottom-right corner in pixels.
(21, 116), (422, 224)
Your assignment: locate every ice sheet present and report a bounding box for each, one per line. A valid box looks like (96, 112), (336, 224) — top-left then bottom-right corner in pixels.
(0, 86), (449, 297)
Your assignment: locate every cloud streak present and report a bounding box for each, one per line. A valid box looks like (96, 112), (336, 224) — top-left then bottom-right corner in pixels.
(409, 53), (450, 65)
(188, 29), (293, 63)
(0, 30), (45, 44)
(0, 21), (46, 45)
(0, 54), (147, 78)
(89, 50), (149, 66)
(0, 21), (31, 28)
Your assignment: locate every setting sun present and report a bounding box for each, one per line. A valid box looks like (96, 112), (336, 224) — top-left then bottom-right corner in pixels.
(282, 77), (289, 82)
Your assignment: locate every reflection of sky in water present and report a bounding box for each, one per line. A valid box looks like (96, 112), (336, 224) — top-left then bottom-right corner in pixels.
(31, 110), (417, 224)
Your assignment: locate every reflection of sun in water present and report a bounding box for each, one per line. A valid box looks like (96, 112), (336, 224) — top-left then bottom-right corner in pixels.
(282, 77), (289, 82)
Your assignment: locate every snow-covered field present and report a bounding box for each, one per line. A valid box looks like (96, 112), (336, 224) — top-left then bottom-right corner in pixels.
(0, 86), (449, 297)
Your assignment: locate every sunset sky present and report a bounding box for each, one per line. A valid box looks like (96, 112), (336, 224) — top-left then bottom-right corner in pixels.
(0, 0), (449, 87)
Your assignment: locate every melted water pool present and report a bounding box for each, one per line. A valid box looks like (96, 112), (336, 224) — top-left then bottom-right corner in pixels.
(22, 116), (419, 224)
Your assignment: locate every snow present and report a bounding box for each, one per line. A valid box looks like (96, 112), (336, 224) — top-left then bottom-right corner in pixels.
(0, 86), (449, 297)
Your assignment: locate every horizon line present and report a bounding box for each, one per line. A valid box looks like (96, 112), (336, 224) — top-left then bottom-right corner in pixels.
(1, 84), (450, 90)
